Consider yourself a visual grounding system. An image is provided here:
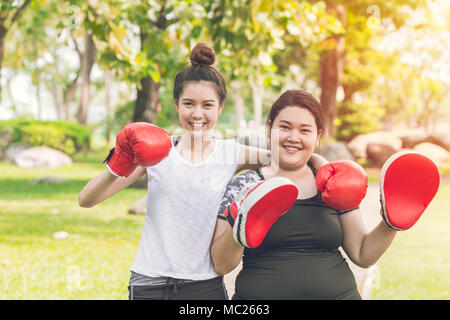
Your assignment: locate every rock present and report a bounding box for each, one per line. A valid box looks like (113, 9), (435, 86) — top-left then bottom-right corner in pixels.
(413, 142), (449, 167)
(5, 143), (32, 161)
(434, 130), (450, 150)
(30, 176), (68, 184)
(366, 143), (398, 168)
(316, 141), (354, 162)
(400, 133), (449, 150)
(347, 132), (402, 159)
(14, 146), (72, 168)
(128, 196), (147, 215)
(53, 231), (69, 240)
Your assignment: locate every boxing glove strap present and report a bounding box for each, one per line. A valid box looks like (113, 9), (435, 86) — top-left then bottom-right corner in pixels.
(337, 206), (360, 216)
(225, 207), (235, 227)
(104, 147), (136, 178)
(103, 147), (116, 164)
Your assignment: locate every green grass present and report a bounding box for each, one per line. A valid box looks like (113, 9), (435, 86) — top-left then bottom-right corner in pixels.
(0, 148), (146, 299)
(0, 147), (449, 299)
(370, 182), (450, 300)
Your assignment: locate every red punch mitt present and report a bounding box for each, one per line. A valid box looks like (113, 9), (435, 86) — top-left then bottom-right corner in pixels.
(224, 177), (298, 248)
(104, 122), (172, 178)
(316, 160), (368, 212)
(380, 151), (440, 231)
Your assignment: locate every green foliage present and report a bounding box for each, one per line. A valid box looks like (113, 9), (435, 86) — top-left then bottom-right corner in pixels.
(110, 100), (135, 135)
(0, 120), (91, 155)
(335, 99), (384, 142)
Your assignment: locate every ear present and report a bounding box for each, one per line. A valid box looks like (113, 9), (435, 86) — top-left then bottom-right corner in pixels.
(218, 103), (224, 115)
(316, 129), (323, 147)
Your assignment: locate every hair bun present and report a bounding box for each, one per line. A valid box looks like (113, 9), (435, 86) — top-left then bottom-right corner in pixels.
(190, 42), (215, 66)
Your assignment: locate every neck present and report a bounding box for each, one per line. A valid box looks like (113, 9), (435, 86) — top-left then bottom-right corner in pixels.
(180, 132), (214, 153)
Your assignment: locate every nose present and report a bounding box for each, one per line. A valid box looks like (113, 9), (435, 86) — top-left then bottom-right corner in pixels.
(287, 129), (301, 142)
(192, 105), (203, 119)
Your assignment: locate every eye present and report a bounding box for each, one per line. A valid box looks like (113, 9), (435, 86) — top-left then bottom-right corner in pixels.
(279, 125), (290, 130)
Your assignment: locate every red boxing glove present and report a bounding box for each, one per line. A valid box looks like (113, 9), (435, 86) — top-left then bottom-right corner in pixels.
(104, 122), (172, 178)
(316, 160), (368, 212)
(224, 177), (298, 248)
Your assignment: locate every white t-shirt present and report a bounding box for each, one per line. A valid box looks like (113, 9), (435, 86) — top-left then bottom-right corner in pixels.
(130, 137), (241, 281)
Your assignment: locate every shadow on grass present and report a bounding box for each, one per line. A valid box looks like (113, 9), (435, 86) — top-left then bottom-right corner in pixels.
(0, 178), (101, 199)
(0, 210), (144, 245)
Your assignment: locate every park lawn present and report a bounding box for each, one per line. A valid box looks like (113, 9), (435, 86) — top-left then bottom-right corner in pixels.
(371, 181), (450, 300)
(0, 149), (147, 299)
(0, 147), (448, 299)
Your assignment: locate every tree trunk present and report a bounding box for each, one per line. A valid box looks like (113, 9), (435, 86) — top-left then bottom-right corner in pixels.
(63, 72), (80, 121)
(0, 25), (6, 102)
(51, 83), (64, 120)
(319, 2), (346, 138)
(231, 81), (245, 129)
(249, 74), (264, 131)
(133, 76), (160, 123)
(104, 70), (113, 143)
(76, 31), (97, 124)
(36, 82), (42, 120)
(6, 72), (19, 117)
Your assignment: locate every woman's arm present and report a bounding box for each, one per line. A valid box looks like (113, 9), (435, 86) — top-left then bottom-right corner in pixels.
(340, 209), (397, 268)
(210, 218), (244, 275)
(78, 166), (147, 208)
(236, 145), (271, 172)
(309, 153), (328, 170)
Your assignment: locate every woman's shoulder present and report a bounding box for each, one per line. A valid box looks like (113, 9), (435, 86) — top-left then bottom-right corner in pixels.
(233, 168), (264, 184)
(218, 169), (264, 218)
(225, 169), (264, 200)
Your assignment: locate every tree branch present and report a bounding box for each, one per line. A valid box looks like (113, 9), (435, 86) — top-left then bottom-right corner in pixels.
(7, 0), (31, 29)
(70, 29), (83, 57)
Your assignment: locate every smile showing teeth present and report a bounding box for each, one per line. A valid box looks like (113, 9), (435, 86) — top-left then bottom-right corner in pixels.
(283, 145), (301, 151)
(189, 121), (206, 129)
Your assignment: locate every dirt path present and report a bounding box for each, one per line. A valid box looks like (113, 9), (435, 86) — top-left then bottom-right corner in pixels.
(223, 183), (383, 300)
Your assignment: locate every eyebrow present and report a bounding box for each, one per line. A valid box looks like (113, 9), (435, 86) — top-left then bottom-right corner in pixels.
(181, 98), (216, 103)
(278, 120), (313, 127)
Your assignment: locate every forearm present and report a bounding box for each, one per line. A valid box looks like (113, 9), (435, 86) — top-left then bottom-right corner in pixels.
(358, 221), (397, 268)
(236, 145), (271, 172)
(78, 170), (119, 208)
(211, 222), (244, 275)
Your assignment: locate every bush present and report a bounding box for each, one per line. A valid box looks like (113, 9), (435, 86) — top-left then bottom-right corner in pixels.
(0, 119), (91, 155)
(335, 99), (384, 142)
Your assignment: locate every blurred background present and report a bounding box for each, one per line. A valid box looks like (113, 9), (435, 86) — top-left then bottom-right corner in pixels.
(0, 0), (448, 299)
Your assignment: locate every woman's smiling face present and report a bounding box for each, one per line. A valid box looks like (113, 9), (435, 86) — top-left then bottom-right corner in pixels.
(269, 106), (322, 170)
(175, 81), (223, 138)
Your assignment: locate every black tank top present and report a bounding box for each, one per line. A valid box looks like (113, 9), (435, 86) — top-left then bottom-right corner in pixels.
(219, 168), (361, 300)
